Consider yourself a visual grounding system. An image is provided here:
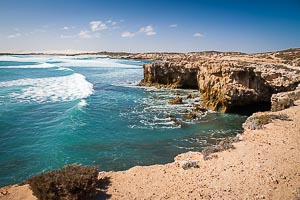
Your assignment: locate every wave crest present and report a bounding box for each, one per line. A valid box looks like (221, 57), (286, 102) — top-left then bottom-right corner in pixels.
(0, 73), (94, 103)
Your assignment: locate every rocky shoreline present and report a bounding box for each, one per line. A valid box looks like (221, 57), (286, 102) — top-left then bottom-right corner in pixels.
(137, 49), (300, 113)
(1, 100), (300, 199)
(0, 49), (300, 199)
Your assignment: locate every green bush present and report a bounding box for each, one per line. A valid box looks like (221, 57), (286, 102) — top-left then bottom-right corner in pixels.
(26, 164), (99, 200)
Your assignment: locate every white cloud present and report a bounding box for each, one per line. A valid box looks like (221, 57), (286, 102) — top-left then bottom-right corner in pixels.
(90, 21), (107, 32)
(121, 25), (157, 38)
(106, 20), (117, 26)
(62, 26), (69, 30)
(8, 33), (21, 39)
(78, 30), (92, 39)
(193, 32), (204, 37)
(121, 31), (135, 38)
(139, 25), (156, 36)
(169, 24), (178, 28)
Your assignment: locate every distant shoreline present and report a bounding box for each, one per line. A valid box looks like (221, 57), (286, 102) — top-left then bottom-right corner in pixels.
(0, 47), (298, 57)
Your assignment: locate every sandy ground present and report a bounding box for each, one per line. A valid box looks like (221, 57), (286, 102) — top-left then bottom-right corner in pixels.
(1, 101), (300, 200)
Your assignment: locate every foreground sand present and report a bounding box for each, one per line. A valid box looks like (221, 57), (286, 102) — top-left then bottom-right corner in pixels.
(1, 102), (300, 200)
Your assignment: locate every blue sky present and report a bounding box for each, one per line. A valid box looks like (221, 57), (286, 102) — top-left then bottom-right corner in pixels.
(0, 0), (299, 53)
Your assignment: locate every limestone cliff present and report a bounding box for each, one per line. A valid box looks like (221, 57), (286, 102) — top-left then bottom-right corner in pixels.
(271, 84), (300, 111)
(138, 49), (300, 113)
(138, 61), (198, 89)
(198, 61), (300, 112)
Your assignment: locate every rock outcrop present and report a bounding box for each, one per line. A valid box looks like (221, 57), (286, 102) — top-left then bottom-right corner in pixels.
(138, 62), (199, 89)
(271, 84), (300, 111)
(197, 61), (300, 112)
(138, 49), (300, 113)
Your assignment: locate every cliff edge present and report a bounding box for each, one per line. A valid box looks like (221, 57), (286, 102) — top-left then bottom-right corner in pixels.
(138, 48), (300, 112)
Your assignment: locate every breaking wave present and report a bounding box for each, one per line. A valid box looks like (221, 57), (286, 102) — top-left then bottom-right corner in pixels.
(0, 73), (94, 103)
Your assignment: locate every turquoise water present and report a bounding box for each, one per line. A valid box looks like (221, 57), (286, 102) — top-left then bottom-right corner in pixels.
(0, 55), (246, 186)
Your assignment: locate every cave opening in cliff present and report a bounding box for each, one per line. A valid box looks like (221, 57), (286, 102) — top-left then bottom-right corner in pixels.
(180, 84), (198, 90)
(179, 72), (199, 89)
(227, 101), (271, 116)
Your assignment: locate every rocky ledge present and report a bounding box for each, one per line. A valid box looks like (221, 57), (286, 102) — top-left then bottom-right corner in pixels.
(138, 48), (300, 112)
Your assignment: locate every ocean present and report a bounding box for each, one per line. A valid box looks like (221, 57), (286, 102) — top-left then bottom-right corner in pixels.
(0, 55), (246, 186)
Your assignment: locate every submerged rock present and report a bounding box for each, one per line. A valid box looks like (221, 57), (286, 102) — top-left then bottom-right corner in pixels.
(168, 96), (183, 104)
(170, 117), (187, 128)
(192, 105), (207, 114)
(186, 94), (192, 99)
(184, 112), (197, 120)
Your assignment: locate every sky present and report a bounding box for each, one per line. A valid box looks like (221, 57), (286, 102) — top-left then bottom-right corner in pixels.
(0, 0), (299, 53)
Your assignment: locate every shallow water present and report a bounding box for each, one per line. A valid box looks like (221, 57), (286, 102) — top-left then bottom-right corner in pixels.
(0, 55), (246, 186)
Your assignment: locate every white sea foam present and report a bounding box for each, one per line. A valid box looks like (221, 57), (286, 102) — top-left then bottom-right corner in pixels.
(0, 62), (56, 69)
(57, 58), (139, 68)
(0, 55), (52, 62)
(78, 99), (88, 108)
(0, 73), (94, 103)
(121, 88), (203, 129)
(0, 55), (140, 69)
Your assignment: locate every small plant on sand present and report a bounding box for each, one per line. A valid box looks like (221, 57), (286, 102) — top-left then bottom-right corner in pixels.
(26, 164), (99, 200)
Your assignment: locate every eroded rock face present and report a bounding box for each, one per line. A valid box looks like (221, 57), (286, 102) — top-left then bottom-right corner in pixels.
(198, 62), (300, 112)
(197, 63), (270, 112)
(138, 49), (300, 113)
(271, 85), (300, 111)
(138, 62), (199, 89)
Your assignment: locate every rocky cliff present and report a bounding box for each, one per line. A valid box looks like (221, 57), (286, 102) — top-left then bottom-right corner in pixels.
(271, 84), (300, 111)
(138, 61), (199, 89)
(138, 49), (300, 113)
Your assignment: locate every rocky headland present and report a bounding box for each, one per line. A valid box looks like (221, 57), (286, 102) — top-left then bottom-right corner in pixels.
(137, 48), (300, 113)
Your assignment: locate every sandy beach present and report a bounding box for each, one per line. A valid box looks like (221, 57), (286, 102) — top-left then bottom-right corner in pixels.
(1, 100), (299, 199)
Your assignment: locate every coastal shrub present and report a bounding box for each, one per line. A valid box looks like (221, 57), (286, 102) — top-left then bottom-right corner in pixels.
(26, 164), (99, 200)
(243, 113), (290, 130)
(202, 137), (239, 160)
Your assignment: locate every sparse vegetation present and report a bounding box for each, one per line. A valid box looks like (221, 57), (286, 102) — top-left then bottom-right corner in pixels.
(243, 113), (290, 130)
(202, 137), (240, 160)
(26, 164), (99, 200)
